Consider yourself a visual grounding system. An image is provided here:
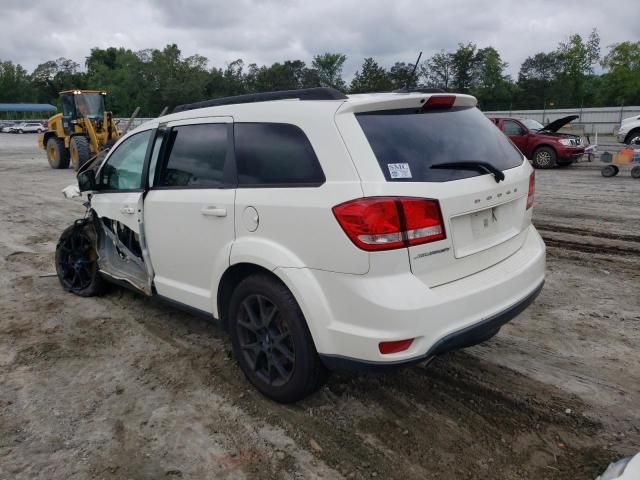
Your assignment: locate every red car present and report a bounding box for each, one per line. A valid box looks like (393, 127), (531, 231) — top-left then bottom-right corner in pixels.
(489, 115), (585, 169)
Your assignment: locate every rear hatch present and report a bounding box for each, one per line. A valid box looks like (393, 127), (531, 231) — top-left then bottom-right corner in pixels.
(336, 94), (534, 287)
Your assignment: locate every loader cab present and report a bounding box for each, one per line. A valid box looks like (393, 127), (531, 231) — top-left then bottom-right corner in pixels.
(60, 90), (106, 133)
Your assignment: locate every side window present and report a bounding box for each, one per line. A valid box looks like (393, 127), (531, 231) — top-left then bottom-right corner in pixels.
(235, 123), (325, 186)
(159, 123), (228, 188)
(99, 130), (152, 190)
(503, 120), (525, 136)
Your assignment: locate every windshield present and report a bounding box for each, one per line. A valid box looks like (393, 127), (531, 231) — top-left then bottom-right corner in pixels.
(75, 93), (105, 119)
(522, 118), (544, 131)
(356, 107), (524, 182)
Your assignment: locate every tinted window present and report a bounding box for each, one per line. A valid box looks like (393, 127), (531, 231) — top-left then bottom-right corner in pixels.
(160, 123), (229, 188)
(356, 107), (524, 182)
(503, 120), (525, 136)
(100, 130), (152, 190)
(235, 123), (325, 186)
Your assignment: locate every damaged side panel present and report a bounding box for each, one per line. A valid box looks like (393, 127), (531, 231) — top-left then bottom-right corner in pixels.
(90, 191), (153, 295)
(94, 214), (151, 294)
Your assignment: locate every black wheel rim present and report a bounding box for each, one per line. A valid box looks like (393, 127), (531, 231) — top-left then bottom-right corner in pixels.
(236, 294), (295, 387)
(57, 230), (95, 292)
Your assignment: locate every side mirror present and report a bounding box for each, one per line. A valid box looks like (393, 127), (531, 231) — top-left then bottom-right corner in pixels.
(78, 169), (97, 192)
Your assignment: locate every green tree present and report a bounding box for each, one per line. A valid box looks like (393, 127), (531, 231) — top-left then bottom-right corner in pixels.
(349, 57), (392, 93)
(516, 52), (562, 109)
(555, 29), (600, 106)
(0, 60), (34, 102)
(451, 43), (479, 93)
(388, 62), (419, 90)
(600, 41), (640, 105)
(472, 47), (513, 110)
(421, 50), (453, 90)
(31, 57), (84, 104)
(312, 53), (347, 91)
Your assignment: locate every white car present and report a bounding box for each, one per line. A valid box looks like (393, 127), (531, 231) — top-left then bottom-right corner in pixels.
(617, 114), (640, 145)
(57, 88), (545, 402)
(10, 121), (45, 133)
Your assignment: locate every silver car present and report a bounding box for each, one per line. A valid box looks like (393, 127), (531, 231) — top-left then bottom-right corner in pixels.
(9, 122), (45, 133)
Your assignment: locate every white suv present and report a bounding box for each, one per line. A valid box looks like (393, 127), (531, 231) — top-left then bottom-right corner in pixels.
(58, 88), (545, 402)
(11, 122), (45, 133)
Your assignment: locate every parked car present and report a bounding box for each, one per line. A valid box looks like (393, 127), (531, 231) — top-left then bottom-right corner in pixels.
(57, 88), (545, 402)
(489, 115), (585, 168)
(616, 114), (640, 145)
(9, 121), (45, 134)
(0, 121), (18, 133)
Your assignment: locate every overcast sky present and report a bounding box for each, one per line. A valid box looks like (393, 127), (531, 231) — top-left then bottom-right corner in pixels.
(1, 0), (638, 79)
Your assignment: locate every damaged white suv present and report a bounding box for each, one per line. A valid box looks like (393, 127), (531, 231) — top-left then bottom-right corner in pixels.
(57, 88), (545, 402)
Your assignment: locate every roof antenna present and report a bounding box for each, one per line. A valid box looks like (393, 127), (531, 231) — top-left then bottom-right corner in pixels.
(407, 51), (422, 89)
(393, 51), (422, 93)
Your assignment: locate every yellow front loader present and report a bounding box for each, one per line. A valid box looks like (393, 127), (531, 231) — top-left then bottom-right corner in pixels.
(39, 90), (120, 170)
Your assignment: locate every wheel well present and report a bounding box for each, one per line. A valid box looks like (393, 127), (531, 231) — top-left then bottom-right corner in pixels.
(217, 263), (282, 330)
(43, 132), (58, 146)
(625, 128), (640, 143)
(533, 144), (557, 158)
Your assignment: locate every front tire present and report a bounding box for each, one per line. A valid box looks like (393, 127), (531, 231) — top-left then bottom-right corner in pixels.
(46, 137), (70, 169)
(532, 146), (557, 169)
(70, 136), (92, 171)
(55, 221), (108, 297)
(625, 129), (640, 146)
(228, 274), (327, 403)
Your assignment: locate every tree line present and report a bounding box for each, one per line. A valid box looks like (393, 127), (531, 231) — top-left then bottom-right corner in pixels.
(1, 29), (639, 117)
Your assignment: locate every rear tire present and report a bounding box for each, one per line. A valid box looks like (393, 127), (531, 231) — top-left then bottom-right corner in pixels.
(228, 274), (327, 403)
(631, 166), (640, 179)
(70, 136), (91, 171)
(532, 146), (557, 169)
(46, 137), (70, 169)
(55, 221), (108, 297)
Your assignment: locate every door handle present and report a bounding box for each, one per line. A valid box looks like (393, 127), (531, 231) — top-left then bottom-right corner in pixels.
(201, 206), (227, 217)
(120, 206), (135, 215)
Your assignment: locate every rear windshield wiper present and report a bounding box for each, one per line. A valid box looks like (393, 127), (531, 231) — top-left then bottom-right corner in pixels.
(430, 161), (506, 183)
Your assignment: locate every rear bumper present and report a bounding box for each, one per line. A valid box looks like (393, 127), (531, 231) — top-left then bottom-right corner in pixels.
(320, 279), (543, 371)
(278, 225), (545, 367)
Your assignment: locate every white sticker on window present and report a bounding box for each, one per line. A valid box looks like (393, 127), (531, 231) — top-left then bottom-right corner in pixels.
(387, 163), (412, 179)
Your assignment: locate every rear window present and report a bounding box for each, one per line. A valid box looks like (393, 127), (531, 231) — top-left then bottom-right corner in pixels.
(356, 107), (524, 182)
(234, 123), (325, 187)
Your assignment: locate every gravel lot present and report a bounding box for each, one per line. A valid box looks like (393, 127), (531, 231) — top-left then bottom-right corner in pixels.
(1, 134), (638, 479)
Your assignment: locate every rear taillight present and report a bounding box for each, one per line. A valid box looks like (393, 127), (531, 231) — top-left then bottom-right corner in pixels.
(526, 171), (535, 210)
(333, 197), (446, 251)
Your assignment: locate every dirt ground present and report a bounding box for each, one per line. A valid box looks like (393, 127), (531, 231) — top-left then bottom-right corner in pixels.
(0, 134), (638, 480)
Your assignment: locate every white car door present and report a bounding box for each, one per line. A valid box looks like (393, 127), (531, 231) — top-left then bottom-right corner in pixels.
(91, 128), (155, 293)
(143, 117), (236, 313)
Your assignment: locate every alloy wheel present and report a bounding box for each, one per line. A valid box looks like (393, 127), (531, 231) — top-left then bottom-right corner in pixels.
(536, 150), (552, 167)
(236, 294), (295, 387)
(57, 230), (96, 291)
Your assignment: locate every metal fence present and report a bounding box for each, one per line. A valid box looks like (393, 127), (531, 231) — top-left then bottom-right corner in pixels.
(484, 106), (640, 136)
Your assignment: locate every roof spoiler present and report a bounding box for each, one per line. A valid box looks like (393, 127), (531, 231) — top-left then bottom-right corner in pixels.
(173, 87), (348, 113)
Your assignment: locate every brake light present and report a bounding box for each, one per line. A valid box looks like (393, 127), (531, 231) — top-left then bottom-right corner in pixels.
(423, 95), (456, 110)
(333, 197), (446, 251)
(526, 171), (535, 210)
(379, 339), (414, 354)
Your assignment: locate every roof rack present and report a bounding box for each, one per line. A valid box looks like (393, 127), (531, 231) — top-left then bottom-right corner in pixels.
(173, 87), (348, 113)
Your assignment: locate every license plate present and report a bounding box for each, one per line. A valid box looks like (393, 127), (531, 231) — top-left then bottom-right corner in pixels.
(450, 198), (524, 258)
